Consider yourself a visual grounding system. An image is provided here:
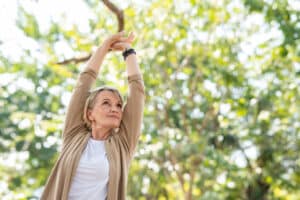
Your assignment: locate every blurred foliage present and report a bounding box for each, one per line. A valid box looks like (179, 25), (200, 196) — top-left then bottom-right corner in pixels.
(244, 0), (300, 47)
(0, 0), (299, 199)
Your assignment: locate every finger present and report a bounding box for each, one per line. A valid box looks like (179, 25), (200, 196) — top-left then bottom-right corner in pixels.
(116, 37), (134, 45)
(110, 42), (123, 50)
(113, 31), (135, 44)
(110, 47), (122, 51)
(110, 45), (124, 51)
(128, 32), (135, 41)
(106, 32), (125, 45)
(112, 42), (130, 48)
(111, 43), (125, 50)
(111, 31), (135, 43)
(112, 31), (126, 40)
(111, 37), (128, 45)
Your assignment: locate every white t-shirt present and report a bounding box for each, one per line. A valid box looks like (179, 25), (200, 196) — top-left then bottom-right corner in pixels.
(68, 137), (109, 200)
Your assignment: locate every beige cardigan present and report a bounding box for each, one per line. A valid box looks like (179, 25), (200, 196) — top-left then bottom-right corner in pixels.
(40, 69), (145, 200)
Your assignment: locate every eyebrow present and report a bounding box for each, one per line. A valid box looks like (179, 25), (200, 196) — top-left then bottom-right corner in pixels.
(102, 98), (122, 104)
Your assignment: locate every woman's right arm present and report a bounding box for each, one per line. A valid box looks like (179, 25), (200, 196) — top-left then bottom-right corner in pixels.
(62, 66), (98, 138)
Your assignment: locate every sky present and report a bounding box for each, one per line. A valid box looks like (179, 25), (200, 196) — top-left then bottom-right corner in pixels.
(0, 0), (95, 61)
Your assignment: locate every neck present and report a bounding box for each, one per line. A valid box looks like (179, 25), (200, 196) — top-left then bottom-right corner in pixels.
(91, 124), (111, 140)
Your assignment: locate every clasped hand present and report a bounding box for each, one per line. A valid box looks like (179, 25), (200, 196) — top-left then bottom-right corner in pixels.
(102, 31), (135, 53)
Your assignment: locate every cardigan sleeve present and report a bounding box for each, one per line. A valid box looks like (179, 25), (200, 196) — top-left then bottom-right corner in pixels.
(62, 68), (97, 140)
(119, 74), (145, 156)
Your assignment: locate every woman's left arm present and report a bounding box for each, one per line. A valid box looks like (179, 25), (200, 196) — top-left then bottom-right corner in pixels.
(122, 52), (145, 154)
(111, 35), (145, 155)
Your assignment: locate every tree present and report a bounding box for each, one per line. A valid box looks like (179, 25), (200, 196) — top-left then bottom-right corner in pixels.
(0, 0), (299, 199)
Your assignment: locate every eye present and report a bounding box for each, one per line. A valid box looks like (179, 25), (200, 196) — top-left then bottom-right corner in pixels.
(117, 103), (122, 108)
(103, 101), (110, 105)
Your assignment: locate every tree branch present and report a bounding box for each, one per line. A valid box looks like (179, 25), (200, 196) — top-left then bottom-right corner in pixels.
(102, 0), (124, 32)
(237, 142), (254, 173)
(56, 0), (124, 65)
(186, 170), (195, 200)
(169, 152), (186, 194)
(56, 54), (91, 65)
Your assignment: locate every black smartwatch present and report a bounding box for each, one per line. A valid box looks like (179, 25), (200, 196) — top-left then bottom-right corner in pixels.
(122, 48), (136, 60)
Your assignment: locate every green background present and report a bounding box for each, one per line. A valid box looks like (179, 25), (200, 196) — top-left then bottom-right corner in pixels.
(0, 0), (299, 199)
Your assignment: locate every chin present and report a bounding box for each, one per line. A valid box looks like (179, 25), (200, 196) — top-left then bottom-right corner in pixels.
(112, 122), (121, 128)
(102, 119), (121, 129)
(108, 122), (121, 129)
(108, 124), (117, 129)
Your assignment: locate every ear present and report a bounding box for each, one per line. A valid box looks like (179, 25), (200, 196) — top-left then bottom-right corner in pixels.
(87, 110), (94, 121)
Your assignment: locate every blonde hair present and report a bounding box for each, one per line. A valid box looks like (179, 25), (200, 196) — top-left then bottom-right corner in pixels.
(83, 86), (123, 130)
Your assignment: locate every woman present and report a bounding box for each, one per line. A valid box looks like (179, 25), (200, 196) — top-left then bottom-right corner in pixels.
(41, 31), (145, 200)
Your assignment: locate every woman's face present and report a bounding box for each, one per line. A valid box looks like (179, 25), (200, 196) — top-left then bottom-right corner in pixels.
(88, 90), (123, 129)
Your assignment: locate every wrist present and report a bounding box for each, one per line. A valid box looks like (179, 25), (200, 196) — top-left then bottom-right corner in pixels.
(122, 48), (136, 60)
(123, 45), (132, 52)
(97, 45), (109, 55)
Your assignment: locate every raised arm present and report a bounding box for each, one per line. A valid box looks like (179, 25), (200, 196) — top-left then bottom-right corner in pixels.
(63, 32), (129, 140)
(111, 34), (145, 155)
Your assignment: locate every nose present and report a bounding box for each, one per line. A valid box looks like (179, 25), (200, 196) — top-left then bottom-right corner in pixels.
(110, 105), (119, 113)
